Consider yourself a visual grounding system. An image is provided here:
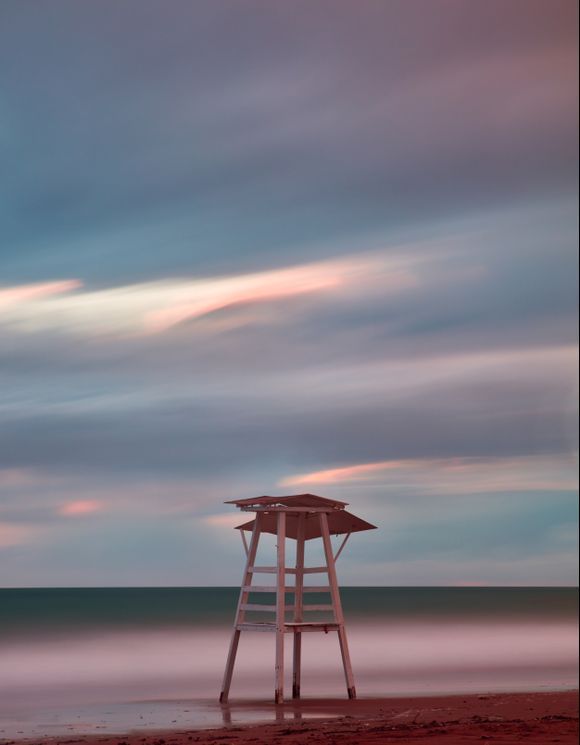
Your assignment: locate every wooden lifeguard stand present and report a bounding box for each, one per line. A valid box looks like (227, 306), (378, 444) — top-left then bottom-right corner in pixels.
(219, 494), (376, 704)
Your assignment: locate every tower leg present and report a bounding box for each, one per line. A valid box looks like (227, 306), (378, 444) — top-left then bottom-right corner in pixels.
(275, 629), (285, 704)
(337, 627), (356, 699)
(292, 514), (306, 698)
(319, 512), (356, 699)
(219, 629), (240, 704)
(275, 511), (286, 704)
(219, 515), (262, 703)
(292, 632), (302, 699)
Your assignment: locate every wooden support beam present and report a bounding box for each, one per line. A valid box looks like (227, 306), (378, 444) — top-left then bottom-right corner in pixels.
(249, 566), (328, 574)
(333, 532), (351, 562)
(219, 514), (262, 703)
(240, 603), (278, 612)
(240, 603), (334, 613)
(240, 506), (344, 513)
(236, 622), (277, 632)
(242, 585), (330, 593)
(293, 513), (305, 699)
(275, 511), (286, 704)
(319, 512), (356, 699)
(301, 604), (335, 611)
(240, 529), (249, 557)
(235, 622), (341, 633)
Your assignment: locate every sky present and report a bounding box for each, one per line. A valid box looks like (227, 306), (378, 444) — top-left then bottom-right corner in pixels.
(0, 0), (578, 587)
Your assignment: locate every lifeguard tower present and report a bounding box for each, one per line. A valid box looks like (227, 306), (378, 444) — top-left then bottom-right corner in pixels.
(219, 494), (376, 704)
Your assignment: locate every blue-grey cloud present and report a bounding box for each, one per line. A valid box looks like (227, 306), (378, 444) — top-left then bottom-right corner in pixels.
(0, 0), (576, 283)
(0, 0), (577, 585)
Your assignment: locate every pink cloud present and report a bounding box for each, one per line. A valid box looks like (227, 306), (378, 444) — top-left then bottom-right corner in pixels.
(142, 255), (415, 334)
(0, 280), (82, 309)
(280, 460), (402, 486)
(58, 500), (104, 517)
(280, 455), (578, 494)
(0, 252), (420, 337)
(143, 262), (344, 333)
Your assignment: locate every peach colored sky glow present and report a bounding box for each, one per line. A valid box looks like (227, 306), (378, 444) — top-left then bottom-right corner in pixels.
(58, 500), (104, 517)
(0, 280), (82, 309)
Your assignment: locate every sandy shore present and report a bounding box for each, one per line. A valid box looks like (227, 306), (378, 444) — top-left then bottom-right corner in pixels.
(13, 690), (578, 745)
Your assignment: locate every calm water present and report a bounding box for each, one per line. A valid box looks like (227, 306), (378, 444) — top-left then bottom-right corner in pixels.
(0, 587), (578, 739)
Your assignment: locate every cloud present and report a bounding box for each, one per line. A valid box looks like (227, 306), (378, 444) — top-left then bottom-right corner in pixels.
(1, 201), (576, 389)
(202, 513), (247, 530)
(0, 280), (82, 309)
(0, 1), (576, 586)
(58, 500), (104, 517)
(281, 454), (578, 494)
(0, 341), (575, 481)
(0, 253), (419, 337)
(1, 1), (576, 287)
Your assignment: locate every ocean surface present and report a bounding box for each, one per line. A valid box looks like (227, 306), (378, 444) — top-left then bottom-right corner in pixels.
(0, 587), (578, 739)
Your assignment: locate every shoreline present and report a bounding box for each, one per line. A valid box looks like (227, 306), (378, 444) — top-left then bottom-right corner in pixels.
(10, 690), (578, 745)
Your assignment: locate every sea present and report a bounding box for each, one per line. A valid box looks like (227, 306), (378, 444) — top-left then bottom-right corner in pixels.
(0, 587), (578, 739)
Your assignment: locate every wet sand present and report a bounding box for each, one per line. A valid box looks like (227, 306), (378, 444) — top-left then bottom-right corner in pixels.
(16, 690), (578, 745)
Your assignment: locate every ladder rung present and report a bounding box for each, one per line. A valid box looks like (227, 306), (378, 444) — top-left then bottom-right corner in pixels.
(236, 622), (276, 632)
(241, 603), (277, 612)
(236, 621), (341, 633)
(284, 622), (340, 630)
(243, 585), (331, 593)
(301, 604), (335, 612)
(241, 603), (335, 613)
(249, 566), (329, 574)
(284, 621), (341, 630)
(241, 604), (299, 612)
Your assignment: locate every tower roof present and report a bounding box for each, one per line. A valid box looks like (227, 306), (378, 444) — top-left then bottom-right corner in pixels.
(225, 493), (377, 539)
(235, 510), (376, 540)
(225, 493), (348, 509)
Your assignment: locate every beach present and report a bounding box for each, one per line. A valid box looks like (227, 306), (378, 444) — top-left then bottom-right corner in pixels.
(1, 588), (577, 742)
(11, 691), (578, 745)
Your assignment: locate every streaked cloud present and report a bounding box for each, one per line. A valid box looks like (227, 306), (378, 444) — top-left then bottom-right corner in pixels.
(0, 0), (576, 585)
(281, 454), (578, 494)
(0, 280), (82, 309)
(0, 253), (418, 337)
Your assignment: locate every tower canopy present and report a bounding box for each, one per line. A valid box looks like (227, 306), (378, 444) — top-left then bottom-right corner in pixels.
(226, 493), (377, 540)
